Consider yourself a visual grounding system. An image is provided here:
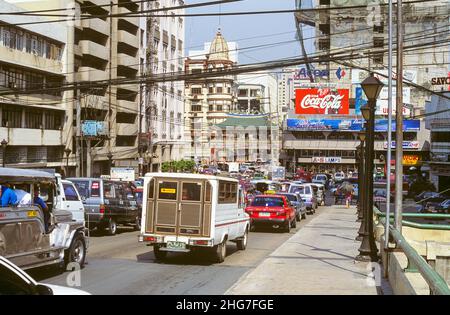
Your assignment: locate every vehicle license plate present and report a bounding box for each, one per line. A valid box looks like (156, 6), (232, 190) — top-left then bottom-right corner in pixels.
(259, 212), (271, 217)
(167, 241), (186, 250)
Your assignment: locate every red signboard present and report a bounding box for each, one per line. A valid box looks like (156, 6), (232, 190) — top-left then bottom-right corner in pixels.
(295, 88), (350, 115)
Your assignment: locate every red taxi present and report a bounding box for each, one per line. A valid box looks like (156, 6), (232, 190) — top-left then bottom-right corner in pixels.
(245, 195), (296, 232)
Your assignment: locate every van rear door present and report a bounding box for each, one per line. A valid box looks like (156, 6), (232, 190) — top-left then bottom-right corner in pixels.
(145, 178), (209, 238)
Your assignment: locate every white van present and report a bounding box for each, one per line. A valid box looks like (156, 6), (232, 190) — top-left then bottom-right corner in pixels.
(139, 173), (250, 263)
(55, 174), (85, 224)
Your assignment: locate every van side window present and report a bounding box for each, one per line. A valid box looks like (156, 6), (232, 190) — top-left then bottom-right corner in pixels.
(218, 181), (237, 204)
(147, 179), (155, 200)
(205, 182), (211, 202)
(63, 184), (80, 201)
(104, 182), (114, 198)
(73, 181), (89, 198)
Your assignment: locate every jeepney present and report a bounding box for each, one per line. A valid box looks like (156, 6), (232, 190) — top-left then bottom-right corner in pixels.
(0, 168), (87, 270)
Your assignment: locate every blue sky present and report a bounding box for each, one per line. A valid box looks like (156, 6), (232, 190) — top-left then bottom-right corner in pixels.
(185, 0), (300, 64)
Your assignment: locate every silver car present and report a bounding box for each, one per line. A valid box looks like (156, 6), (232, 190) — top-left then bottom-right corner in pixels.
(279, 193), (307, 221)
(288, 184), (317, 214)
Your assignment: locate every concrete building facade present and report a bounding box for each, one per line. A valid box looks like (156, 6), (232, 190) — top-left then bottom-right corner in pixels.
(0, 0), (67, 169)
(144, 0), (185, 172)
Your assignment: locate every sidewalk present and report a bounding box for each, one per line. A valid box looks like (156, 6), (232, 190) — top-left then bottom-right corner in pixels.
(227, 205), (388, 295)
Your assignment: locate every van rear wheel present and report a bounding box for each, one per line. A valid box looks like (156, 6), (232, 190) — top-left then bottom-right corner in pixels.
(236, 229), (248, 250)
(214, 240), (227, 263)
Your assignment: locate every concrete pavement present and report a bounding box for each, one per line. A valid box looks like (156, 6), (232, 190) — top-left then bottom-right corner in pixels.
(227, 205), (391, 295)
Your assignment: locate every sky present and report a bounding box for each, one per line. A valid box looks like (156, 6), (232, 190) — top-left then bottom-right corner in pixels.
(185, 0), (300, 65)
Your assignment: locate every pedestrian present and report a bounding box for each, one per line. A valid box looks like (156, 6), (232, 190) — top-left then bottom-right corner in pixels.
(0, 184), (18, 207)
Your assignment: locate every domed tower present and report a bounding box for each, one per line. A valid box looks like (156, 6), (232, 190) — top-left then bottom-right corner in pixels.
(209, 28), (230, 61)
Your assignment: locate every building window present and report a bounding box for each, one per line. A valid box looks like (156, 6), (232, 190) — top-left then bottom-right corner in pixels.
(191, 88), (202, 95)
(216, 87), (223, 93)
(209, 87), (214, 93)
(192, 104), (202, 112)
(2, 107), (22, 128)
(25, 110), (42, 129)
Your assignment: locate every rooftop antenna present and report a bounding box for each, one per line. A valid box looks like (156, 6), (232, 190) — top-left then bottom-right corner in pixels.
(219, 4), (221, 31)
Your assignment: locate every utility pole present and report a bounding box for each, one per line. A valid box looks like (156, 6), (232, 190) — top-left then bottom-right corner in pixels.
(87, 139), (91, 177)
(385, 0), (394, 248)
(75, 83), (81, 177)
(395, 0), (403, 232)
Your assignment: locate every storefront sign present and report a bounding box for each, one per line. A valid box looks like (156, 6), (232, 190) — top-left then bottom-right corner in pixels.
(295, 88), (350, 115)
(403, 155), (420, 165)
(376, 100), (412, 116)
(286, 119), (421, 132)
(383, 141), (420, 149)
(294, 67), (329, 80)
(431, 76), (450, 85)
(311, 157), (342, 163)
(379, 87), (411, 103)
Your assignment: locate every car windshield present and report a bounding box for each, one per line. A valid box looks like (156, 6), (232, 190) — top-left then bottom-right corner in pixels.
(317, 175), (327, 180)
(251, 197), (284, 207)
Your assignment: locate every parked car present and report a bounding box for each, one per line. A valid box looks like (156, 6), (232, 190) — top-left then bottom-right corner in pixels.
(139, 173), (250, 263)
(418, 195), (449, 213)
(68, 178), (140, 235)
(414, 191), (440, 203)
(278, 193), (307, 221)
(0, 256), (90, 295)
(288, 184), (317, 214)
(310, 183), (325, 206)
(334, 172), (345, 182)
(433, 199), (450, 214)
(245, 195), (296, 232)
(312, 174), (328, 188)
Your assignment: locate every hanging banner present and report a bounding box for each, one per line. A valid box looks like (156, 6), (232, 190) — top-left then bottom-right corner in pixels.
(311, 157), (342, 163)
(295, 88), (350, 115)
(286, 119), (420, 132)
(383, 141), (420, 149)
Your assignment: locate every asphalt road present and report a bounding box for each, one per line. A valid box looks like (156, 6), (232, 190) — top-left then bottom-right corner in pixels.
(28, 195), (336, 295)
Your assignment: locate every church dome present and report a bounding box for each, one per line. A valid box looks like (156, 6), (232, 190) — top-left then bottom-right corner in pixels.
(209, 29), (229, 61)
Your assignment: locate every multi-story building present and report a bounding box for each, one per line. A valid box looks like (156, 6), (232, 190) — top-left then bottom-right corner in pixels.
(425, 93), (450, 191)
(144, 0), (185, 172)
(282, 0), (448, 174)
(0, 0), (67, 169)
(9, 0), (142, 177)
(184, 29), (237, 164)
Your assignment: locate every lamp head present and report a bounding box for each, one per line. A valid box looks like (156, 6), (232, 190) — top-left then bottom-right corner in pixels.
(358, 131), (366, 142)
(361, 73), (384, 100)
(360, 104), (371, 121)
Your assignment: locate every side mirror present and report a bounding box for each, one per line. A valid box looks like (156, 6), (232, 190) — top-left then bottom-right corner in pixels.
(36, 284), (53, 295)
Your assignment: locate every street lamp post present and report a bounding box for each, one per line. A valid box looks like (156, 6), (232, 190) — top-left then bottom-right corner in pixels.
(356, 74), (383, 262)
(356, 132), (366, 241)
(107, 152), (113, 175)
(64, 148), (72, 178)
(1, 139), (8, 167)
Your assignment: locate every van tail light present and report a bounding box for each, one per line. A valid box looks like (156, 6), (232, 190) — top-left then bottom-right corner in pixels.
(144, 236), (156, 242)
(99, 204), (105, 214)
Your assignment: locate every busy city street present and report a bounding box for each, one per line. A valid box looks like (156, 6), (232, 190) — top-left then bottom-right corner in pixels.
(0, 0), (449, 298)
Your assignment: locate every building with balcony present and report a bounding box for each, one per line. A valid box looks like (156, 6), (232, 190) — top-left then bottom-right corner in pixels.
(0, 0), (67, 169)
(144, 0), (186, 172)
(184, 29), (237, 164)
(12, 0), (143, 176)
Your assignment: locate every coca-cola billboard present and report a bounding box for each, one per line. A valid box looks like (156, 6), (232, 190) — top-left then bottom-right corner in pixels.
(295, 88), (349, 115)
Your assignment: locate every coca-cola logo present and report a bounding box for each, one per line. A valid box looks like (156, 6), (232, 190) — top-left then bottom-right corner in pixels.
(295, 89), (349, 115)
